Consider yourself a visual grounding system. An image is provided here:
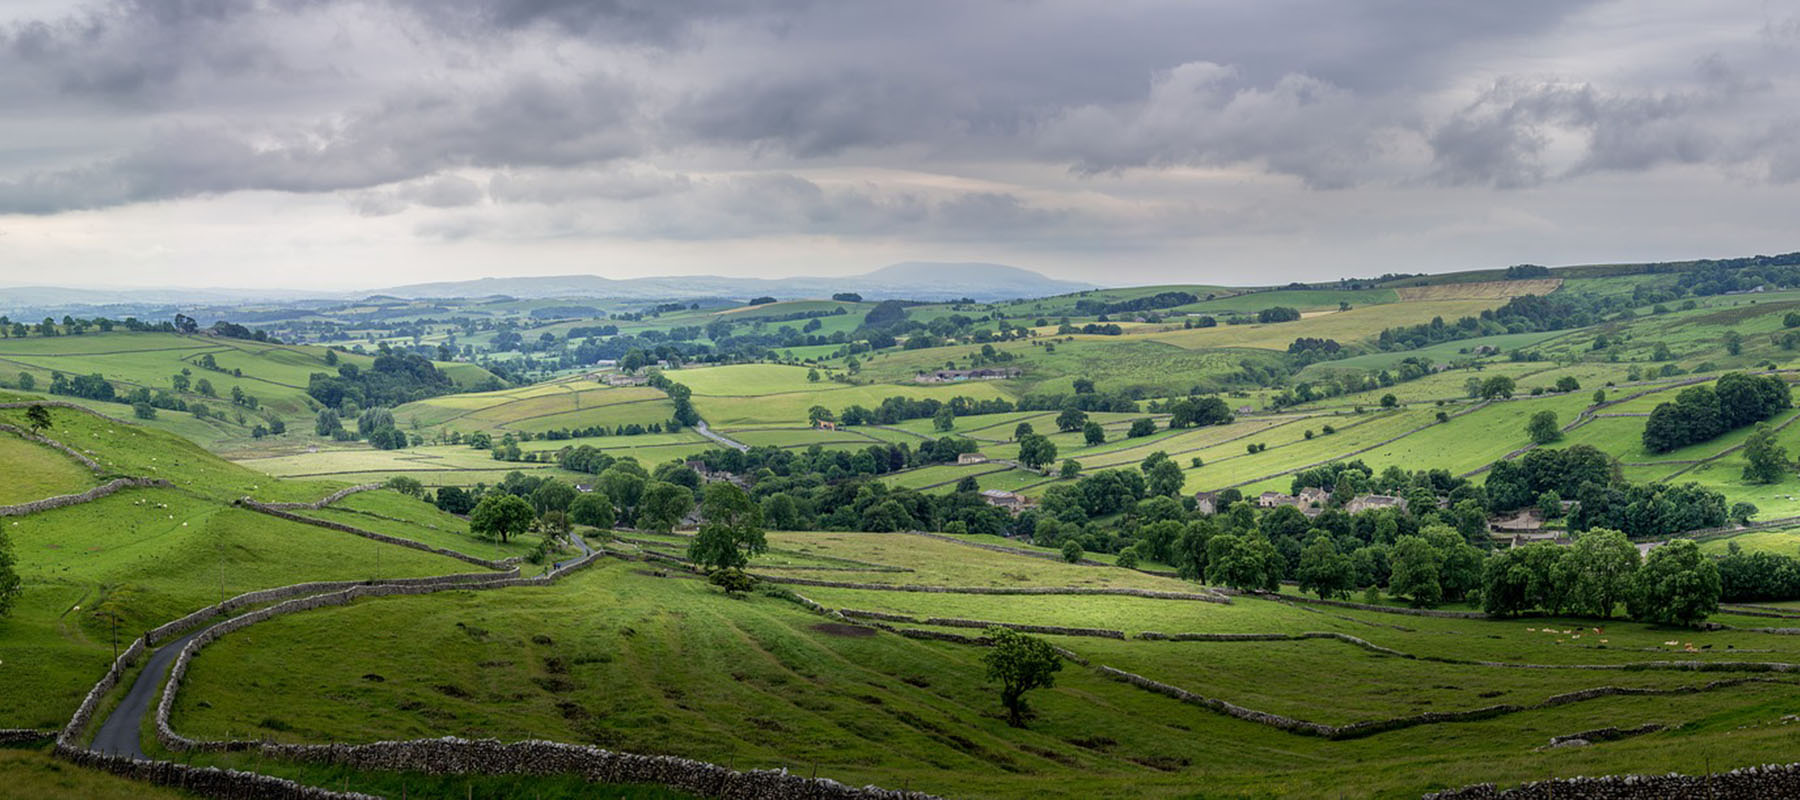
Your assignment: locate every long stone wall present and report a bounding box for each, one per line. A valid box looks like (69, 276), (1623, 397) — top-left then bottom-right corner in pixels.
(903, 530), (1111, 566)
(0, 421), (102, 471)
(1097, 664), (1781, 741)
(1242, 590), (1486, 618)
(255, 484), (381, 510)
(1423, 763), (1800, 799)
(754, 573), (1231, 603)
(135, 549), (936, 799)
(238, 499), (517, 570)
(57, 637), (147, 748)
(53, 745), (379, 800)
(230, 738), (945, 800)
(145, 567), (521, 647)
(0, 477), (170, 517)
(0, 728), (54, 744)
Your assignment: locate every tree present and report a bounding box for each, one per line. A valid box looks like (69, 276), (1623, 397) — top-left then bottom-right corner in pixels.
(1083, 420), (1105, 446)
(385, 476), (424, 498)
(25, 404), (51, 434)
(1059, 459), (1082, 479)
(981, 627), (1063, 727)
(1013, 422), (1034, 441)
(469, 494), (535, 543)
(1297, 536), (1355, 599)
(689, 483), (767, 571)
(570, 493), (615, 529)
(1742, 422), (1789, 484)
(807, 368), (821, 383)
(531, 480), (578, 514)
(1127, 418), (1156, 437)
(599, 465), (647, 523)
(1593, 389), (1606, 405)
(1060, 539), (1083, 563)
(1017, 434), (1057, 471)
(16, 372), (33, 391)
(1388, 535), (1443, 608)
(1628, 539), (1720, 626)
(1559, 528), (1640, 618)
(314, 408), (342, 437)
(638, 481), (694, 533)
(1526, 410), (1561, 445)
(933, 405), (956, 432)
(1145, 459), (1184, 498)
(1380, 393), (1398, 409)
(434, 486), (476, 515)
(1479, 375), (1516, 400)
(1205, 534), (1281, 591)
(1055, 407), (1088, 433)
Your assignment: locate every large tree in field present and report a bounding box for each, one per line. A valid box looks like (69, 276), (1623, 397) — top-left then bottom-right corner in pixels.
(1556, 528), (1640, 618)
(982, 627), (1063, 727)
(569, 493), (615, 529)
(1742, 423), (1790, 484)
(1628, 539), (1720, 626)
(1526, 410), (1561, 445)
(1388, 535), (1444, 608)
(1017, 433), (1057, 471)
(25, 404), (51, 434)
(469, 494), (535, 543)
(688, 483), (767, 571)
(1297, 535), (1355, 600)
(1055, 407), (1087, 433)
(637, 481), (694, 533)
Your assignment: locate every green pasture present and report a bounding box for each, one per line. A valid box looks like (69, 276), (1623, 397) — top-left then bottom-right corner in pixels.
(163, 549), (1800, 799)
(0, 432), (96, 505)
(1172, 287), (1399, 314)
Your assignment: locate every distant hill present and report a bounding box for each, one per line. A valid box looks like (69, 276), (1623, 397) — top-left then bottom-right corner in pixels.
(372, 262), (1098, 303)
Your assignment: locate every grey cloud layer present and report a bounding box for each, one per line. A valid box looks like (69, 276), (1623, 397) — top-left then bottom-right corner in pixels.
(1, 0), (1796, 235)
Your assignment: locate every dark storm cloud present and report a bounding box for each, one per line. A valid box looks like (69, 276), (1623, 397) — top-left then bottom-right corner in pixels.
(0, 0), (1796, 224)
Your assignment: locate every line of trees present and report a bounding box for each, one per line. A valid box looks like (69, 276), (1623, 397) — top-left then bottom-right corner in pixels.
(1642, 372), (1791, 453)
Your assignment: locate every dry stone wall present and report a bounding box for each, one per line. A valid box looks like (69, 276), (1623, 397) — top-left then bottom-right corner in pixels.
(0, 421), (102, 471)
(754, 574), (1230, 603)
(0, 477), (170, 517)
(54, 745), (379, 800)
(1423, 763), (1800, 799)
(255, 484), (381, 510)
(239, 499), (516, 570)
(235, 738), (945, 800)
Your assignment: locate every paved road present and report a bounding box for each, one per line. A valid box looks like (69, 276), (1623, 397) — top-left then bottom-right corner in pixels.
(694, 420), (748, 452)
(92, 626), (209, 759)
(554, 532), (593, 569)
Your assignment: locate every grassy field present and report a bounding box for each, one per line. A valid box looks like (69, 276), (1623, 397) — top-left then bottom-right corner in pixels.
(165, 542), (1800, 799)
(0, 747), (197, 799)
(0, 431), (97, 505)
(1146, 299), (1507, 351)
(0, 332), (492, 449)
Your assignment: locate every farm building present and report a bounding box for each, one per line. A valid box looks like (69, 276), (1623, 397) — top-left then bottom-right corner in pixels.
(980, 489), (1033, 512)
(814, 419), (838, 431)
(913, 367), (1022, 384)
(1345, 494), (1408, 514)
(1258, 491), (1299, 509)
(1298, 486), (1330, 508)
(604, 373), (649, 387)
(1194, 491), (1220, 515)
(957, 452), (990, 465)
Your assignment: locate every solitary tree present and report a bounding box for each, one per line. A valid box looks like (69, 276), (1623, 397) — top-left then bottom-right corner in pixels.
(1742, 423), (1790, 484)
(469, 494), (535, 543)
(933, 405), (955, 432)
(688, 483), (767, 571)
(1526, 410), (1562, 445)
(1060, 539), (1083, 563)
(1055, 407), (1088, 433)
(25, 404), (51, 434)
(1017, 434), (1057, 471)
(1082, 420), (1105, 446)
(981, 627), (1063, 727)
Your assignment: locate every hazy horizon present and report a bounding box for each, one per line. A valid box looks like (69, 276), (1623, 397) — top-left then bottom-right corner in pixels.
(2, 1), (1798, 290)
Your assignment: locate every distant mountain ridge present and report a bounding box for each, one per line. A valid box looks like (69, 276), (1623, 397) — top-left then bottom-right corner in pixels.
(371, 262), (1098, 302)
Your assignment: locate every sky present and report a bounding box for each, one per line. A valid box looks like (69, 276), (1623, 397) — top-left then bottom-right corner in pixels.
(0, 0), (1798, 291)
